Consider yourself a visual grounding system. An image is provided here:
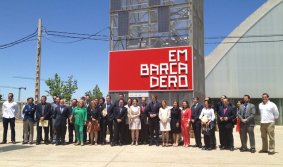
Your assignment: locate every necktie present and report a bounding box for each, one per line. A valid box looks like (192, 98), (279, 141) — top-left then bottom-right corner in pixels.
(243, 104), (247, 118)
(224, 107), (227, 115)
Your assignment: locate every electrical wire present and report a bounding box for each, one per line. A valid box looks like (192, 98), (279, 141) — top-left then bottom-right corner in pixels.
(0, 29), (38, 49)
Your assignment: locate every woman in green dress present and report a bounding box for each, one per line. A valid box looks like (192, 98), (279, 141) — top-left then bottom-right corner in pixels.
(72, 100), (87, 146)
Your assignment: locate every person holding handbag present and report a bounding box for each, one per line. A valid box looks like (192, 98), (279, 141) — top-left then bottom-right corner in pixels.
(199, 100), (215, 150)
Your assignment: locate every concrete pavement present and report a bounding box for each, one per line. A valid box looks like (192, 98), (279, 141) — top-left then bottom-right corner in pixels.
(0, 121), (282, 167)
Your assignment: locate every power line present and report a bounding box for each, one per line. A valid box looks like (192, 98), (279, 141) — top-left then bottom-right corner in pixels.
(43, 26), (109, 44)
(0, 29), (38, 49)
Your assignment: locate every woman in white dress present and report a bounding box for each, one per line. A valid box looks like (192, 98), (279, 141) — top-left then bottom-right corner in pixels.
(129, 99), (141, 146)
(159, 100), (171, 147)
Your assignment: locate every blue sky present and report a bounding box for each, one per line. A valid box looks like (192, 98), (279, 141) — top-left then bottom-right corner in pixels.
(0, 0), (266, 101)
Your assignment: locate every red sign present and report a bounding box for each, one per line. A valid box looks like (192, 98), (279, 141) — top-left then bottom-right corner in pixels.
(109, 46), (193, 91)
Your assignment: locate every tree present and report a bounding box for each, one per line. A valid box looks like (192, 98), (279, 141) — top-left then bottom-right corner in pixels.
(45, 73), (78, 102)
(85, 84), (103, 100)
(0, 94), (2, 101)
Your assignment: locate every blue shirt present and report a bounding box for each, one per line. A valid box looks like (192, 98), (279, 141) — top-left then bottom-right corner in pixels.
(23, 104), (36, 122)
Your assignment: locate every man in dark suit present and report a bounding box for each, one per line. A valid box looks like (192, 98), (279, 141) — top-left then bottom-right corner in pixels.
(101, 95), (114, 144)
(140, 97), (149, 145)
(54, 99), (69, 145)
(147, 94), (160, 146)
(98, 97), (105, 144)
(215, 95), (226, 148)
(36, 96), (51, 145)
(112, 99), (127, 146)
(67, 99), (77, 144)
(217, 98), (236, 151)
(50, 96), (60, 144)
(237, 95), (256, 153)
(191, 97), (203, 148)
(114, 94), (127, 108)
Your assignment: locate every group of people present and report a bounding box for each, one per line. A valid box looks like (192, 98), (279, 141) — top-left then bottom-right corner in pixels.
(0, 92), (279, 155)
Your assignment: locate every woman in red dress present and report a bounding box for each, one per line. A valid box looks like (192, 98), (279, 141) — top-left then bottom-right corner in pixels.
(181, 100), (192, 147)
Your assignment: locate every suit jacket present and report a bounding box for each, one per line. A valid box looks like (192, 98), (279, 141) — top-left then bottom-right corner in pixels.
(51, 102), (58, 119)
(67, 106), (76, 124)
(54, 105), (69, 128)
(217, 105), (236, 128)
(90, 107), (101, 121)
(140, 104), (148, 121)
(114, 99), (127, 108)
(237, 103), (256, 126)
(102, 103), (114, 121)
(191, 103), (203, 121)
(36, 103), (52, 121)
(147, 101), (160, 119)
(114, 106), (127, 123)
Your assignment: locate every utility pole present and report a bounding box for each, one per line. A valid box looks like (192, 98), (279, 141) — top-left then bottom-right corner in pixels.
(35, 18), (42, 104)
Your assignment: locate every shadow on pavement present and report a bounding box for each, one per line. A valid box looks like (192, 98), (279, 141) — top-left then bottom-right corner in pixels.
(0, 144), (33, 153)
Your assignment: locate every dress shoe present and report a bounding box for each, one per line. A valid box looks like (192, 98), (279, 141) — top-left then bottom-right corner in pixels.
(119, 143), (123, 146)
(230, 147), (234, 151)
(268, 151), (275, 155)
(259, 150), (268, 153)
(207, 147), (212, 151)
(36, 142), (40, 145)
(0, 141), (7, 144)
(149, 142), (153, 146)
(250, 148), (256, 153)
(240, 147), (248, 152)
(29, 142), (33, 145)
(192, 144), (198, 147)
(22, 142), (28, 144)
(55, 142), (59, 146)
(12, 141), (16, 144)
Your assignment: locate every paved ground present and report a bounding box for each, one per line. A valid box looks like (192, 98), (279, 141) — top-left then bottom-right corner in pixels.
(0, 121), (282, 167)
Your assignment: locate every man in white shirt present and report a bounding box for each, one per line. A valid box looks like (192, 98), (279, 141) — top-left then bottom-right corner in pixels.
(259, 93), (279, 155)
(1, 93), (18, 144)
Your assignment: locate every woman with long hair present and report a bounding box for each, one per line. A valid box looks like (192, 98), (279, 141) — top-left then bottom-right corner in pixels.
(128, 99), (141, 146)
(199, 100), (215, 150)
(170, 100), (181, 147)
(181, 100), (191, 147)
(88, 100), (100, 145)
(159, 100), (171, 147)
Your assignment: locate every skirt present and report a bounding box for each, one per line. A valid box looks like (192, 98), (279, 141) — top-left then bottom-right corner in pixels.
(87, 120), (100, 133)
(129, 117), (141, 130)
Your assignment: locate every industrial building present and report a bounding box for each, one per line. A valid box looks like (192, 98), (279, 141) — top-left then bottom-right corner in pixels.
(205, 0), (283, 124)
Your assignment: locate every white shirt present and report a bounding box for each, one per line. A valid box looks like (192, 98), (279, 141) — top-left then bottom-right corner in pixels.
(199, 108), (215, 121)
(2, 101), (19, 118)
(259, 100), (279, 123)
